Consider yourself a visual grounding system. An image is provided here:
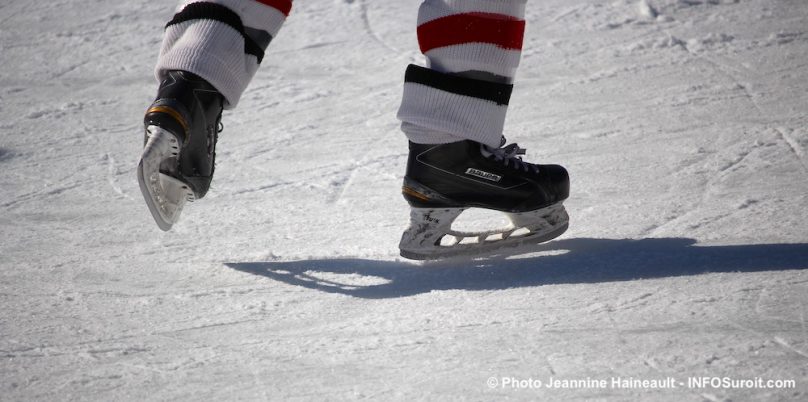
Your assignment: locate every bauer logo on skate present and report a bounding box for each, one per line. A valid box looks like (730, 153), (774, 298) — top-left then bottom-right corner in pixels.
(465, 168), (502, 182)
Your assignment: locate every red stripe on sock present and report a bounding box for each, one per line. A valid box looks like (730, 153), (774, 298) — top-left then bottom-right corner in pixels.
(255, 0), (292, 16)
(418, 13), (525, 53)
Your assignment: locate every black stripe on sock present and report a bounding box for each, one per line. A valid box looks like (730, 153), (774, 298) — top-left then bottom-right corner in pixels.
(404, 64), (513, 106)
(166, 2), (271, 63)
(244, 26), (272, 51)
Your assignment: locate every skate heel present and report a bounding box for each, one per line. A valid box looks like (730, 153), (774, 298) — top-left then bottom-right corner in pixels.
(137, 126), (194, 231)
(401, 177), (463, 208)
(399, 207), (466, 260)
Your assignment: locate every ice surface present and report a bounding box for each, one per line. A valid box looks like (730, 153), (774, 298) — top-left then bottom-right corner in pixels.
(1, 0), (806, 400)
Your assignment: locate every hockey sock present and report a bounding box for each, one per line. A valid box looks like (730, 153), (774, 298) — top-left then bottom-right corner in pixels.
(154, 0), (292, 108)
(397, 0), (526, 147)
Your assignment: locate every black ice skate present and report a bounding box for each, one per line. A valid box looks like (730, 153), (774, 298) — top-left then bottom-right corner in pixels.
(137, 70), (224, 231)
(399, 138), (570, 260)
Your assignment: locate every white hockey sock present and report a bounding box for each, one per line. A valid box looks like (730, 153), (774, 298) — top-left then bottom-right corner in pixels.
(397, 0), (527, 147)
(155, 0), (292, 108)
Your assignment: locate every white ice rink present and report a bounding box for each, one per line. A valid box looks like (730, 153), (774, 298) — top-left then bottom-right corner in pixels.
(1, 0), (807, 400)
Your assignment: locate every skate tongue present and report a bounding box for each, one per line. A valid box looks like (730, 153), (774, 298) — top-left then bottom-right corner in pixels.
(480, 137), (535, 172)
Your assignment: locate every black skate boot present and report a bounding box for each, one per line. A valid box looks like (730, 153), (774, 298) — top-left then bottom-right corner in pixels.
(137, 70), (224, 231)
(399, 138), (570, 260)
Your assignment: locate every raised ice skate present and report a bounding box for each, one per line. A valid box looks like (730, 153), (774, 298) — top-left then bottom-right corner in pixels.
(137, 70), (224, 230)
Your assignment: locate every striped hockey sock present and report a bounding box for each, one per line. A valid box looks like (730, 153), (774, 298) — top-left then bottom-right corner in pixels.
(397, 0), (527, 147)
(155, 0), (292, 108)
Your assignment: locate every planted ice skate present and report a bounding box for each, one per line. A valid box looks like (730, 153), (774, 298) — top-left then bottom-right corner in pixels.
(399, 138), (570, 260)
(137, 71), (223, 230)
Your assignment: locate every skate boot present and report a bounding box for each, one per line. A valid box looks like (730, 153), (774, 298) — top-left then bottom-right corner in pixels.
(399, 138), (570, 260)
(137, 70), (224, 231)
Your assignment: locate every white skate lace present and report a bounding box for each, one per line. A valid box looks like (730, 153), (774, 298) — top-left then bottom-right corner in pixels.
(480, 137), (540, 173)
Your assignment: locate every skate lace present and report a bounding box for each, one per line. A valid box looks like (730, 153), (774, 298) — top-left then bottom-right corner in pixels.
(481, 137), (540, 173)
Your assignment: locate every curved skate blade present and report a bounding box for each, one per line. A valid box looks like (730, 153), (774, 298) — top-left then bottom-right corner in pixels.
(137, 126), (193, 231)
(399, 204), (569, 261)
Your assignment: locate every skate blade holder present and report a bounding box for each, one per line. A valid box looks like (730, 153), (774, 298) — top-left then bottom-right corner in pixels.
(399, 204), (569, 260)
(439, 211), (557, 246)
(151, 173), (194, 213)
(139, 167), (194, 231)
(137, 126), (194, 231)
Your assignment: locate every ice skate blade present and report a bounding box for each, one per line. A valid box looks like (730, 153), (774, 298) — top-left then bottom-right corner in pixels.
(137, 126), (193, 231)
(399, 204), (569, 261)
(400, 222), (569, 261)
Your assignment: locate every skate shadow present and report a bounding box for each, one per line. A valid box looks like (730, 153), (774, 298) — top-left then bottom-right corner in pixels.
(226, 238), (808, 299)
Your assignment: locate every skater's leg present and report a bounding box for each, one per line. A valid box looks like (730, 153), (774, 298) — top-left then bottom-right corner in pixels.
(395, 1), (571, 259)
(397, 0), (527, 147)
(156, 0), (293, 108)
(138, 1), (293, 230)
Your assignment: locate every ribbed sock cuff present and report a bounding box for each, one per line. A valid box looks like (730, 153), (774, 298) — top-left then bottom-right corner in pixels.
(156, 19), (257, 108)
(397, 65), (512, 148)
(155, 1), (290, 108)
(400, 122), (464, 145)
